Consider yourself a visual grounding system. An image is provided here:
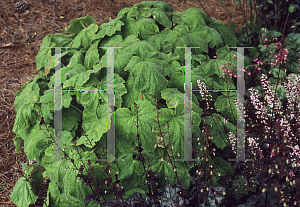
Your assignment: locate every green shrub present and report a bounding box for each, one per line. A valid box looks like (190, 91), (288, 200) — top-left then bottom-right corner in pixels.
(10, 1), (250, 206)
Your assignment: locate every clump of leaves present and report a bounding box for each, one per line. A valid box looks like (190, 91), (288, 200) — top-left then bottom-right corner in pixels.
(10, 1), (250, 206)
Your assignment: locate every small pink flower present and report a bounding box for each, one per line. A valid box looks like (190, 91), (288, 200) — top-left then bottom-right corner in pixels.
(260, 150), (264, 159)
(264, 45), (267, 47)
(289, 170), (295, 177)
(265, 39), (268, 42)
(257, 68), (261, 70)
(248, 72), (251, 75)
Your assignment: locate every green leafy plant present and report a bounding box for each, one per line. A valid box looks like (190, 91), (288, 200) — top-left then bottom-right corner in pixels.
(10, 1), (240, 206)
(209, 0), (300, 58)
(255, 0), (300, 37)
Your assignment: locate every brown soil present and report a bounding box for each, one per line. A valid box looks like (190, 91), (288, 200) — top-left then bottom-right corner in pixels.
(0, 0), (258, 206)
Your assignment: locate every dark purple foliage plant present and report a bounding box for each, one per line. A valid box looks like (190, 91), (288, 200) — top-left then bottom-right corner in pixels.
(206, 31), (300, 206)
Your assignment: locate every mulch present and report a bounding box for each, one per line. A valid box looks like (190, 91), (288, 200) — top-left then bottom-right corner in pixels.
(0, 0), (257, 206)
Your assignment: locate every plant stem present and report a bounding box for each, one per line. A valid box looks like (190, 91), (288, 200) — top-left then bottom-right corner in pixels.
(70, 104), (83, 114)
